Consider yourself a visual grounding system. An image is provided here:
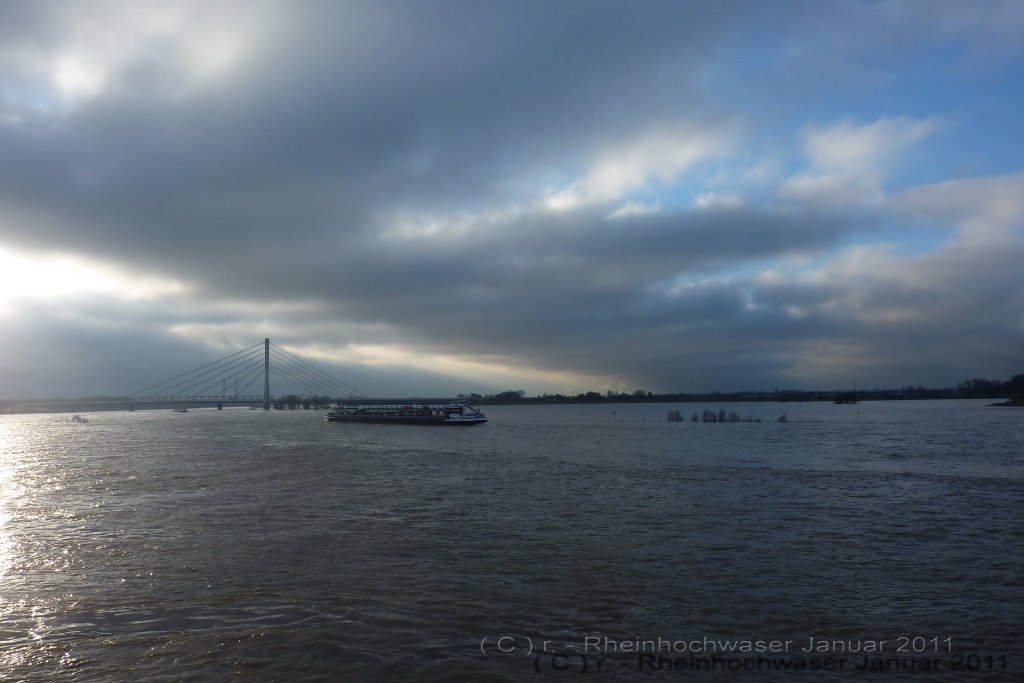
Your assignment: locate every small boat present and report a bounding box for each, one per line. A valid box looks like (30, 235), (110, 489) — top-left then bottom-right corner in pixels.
(173, 408), (188, 413)
(71, 414), (89, 423)
(325, 402), (487, 425)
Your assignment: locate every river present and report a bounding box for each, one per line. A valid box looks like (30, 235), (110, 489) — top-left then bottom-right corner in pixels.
(0, 400), (1021, 680)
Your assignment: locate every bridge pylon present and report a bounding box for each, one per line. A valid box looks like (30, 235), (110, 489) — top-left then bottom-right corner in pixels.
(263, 337), (270, 410)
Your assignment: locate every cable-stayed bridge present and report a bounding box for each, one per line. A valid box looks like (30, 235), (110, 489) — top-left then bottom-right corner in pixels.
(127, 338), (362, 409)
(12, 339), (364, 413)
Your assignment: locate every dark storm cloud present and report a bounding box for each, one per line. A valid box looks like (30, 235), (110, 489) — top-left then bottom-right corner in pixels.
(0, 1), (754, 254)
(310, 206), (851, 333)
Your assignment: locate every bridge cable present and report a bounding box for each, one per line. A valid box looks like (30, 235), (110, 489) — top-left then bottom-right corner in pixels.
(270, 343), (363, 397)
(234, 362), (267, 397)
(268, 352), (349, 397)
(144, 347), (265, 398)
(128, 342), (264, 397)
(185, 353), (268, 397)
(268, 349), (357, 398)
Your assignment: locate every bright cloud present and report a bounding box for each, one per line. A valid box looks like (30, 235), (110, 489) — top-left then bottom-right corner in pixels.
(781, 116), (943, 205)
(545, 122), (735, 211)
(4, 1), (274, 112)
(0, 248), (186, 313)
(606, 201), (662, 220)
(694, 192), (744, 210)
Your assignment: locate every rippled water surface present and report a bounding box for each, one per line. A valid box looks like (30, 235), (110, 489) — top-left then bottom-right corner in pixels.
(1, 401), (1021, 681)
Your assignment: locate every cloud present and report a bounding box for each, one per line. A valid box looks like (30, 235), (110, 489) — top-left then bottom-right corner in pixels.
(545, 122), (736, 211)
(781, 116), (942, 205)
(891, 173), (1024, 243)
(0, 2), (1021, 397)
(694, 192), (744, 210)
(0, 1), (276, 114)
(873, 0), (1024, 66)
(606, 201), (662, 220)
(748, 199), (1024, 387)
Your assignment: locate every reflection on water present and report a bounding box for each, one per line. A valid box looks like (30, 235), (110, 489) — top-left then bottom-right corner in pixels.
(0, 402), (1021, 681)
(0, 464), (12, 581)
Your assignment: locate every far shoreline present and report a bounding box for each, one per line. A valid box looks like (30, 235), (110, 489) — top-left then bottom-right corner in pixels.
(988, 398), (1024, 407)
(2, 393), (1021, 415)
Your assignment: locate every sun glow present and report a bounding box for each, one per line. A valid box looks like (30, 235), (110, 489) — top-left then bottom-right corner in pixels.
(0, 248), (186, 313)
(316, 342), (609, 395)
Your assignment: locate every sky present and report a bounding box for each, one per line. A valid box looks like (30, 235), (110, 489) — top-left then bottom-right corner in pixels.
(1, 0), (1023, 399)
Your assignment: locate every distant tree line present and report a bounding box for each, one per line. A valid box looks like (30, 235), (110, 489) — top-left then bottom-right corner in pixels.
(276, 394), (335, 409)
(956, 375), (1024, 398)
(471, 373), (1024, 405)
